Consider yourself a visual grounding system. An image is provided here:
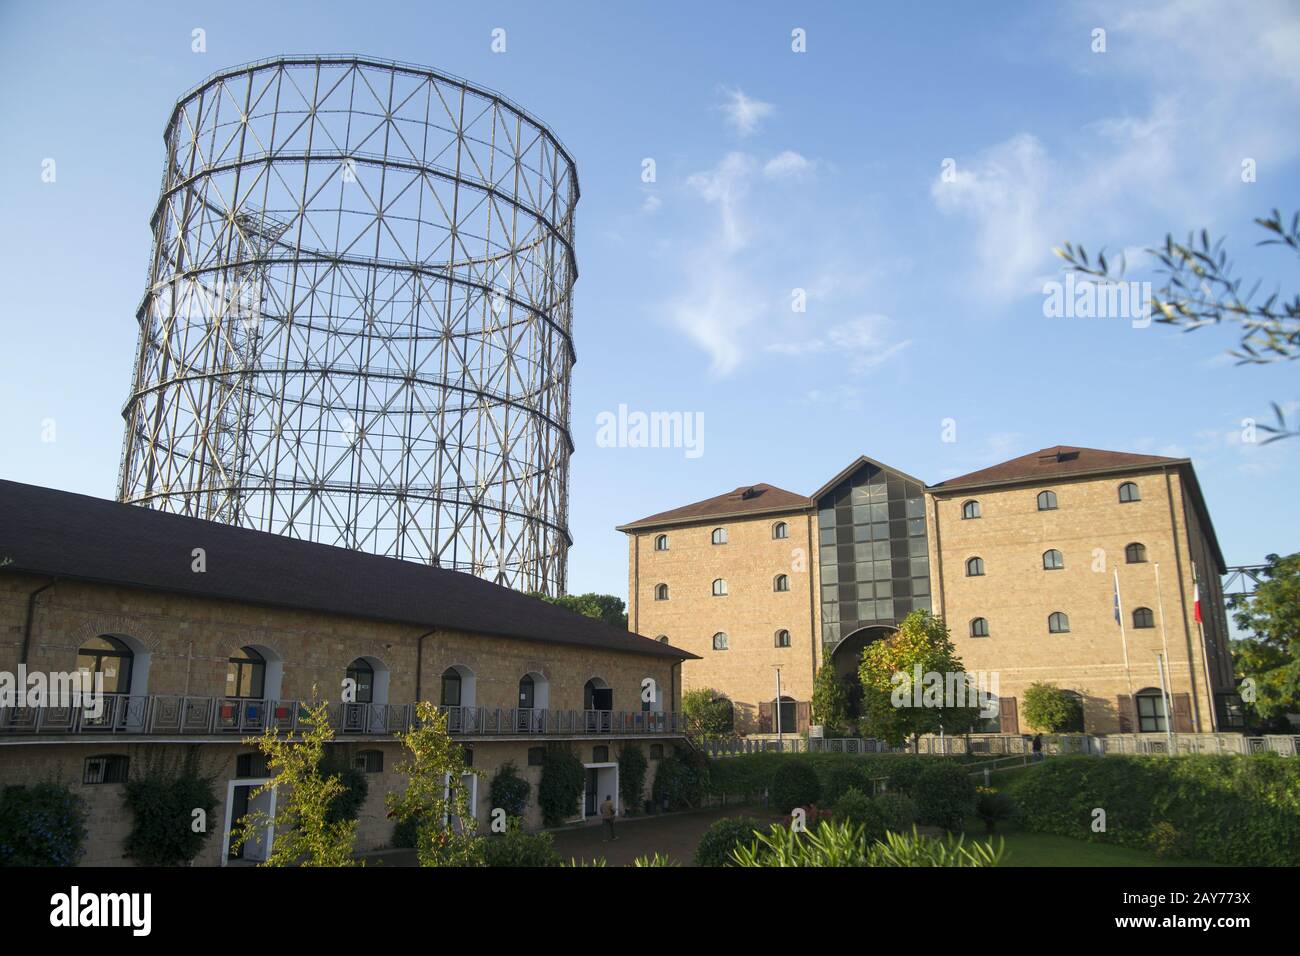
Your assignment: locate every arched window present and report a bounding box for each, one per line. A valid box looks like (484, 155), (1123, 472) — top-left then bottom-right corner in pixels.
(1042, 549), (1064, 571)
(655, 635), (669, 643)
(966, 556), (985, 577)
(775, 629), (791, 648)
(712, 632), (729, 651)
(711, 527), (728, 545)
(712, 578), (728, 596)
(518, 674), (535, 709)
(654, 583), (669, 601)
(654, 534), (669, 551)
(227, 646), (266, 699)
(773, 521), (789, 540)
(1119, 481), (1141, 503)
(584, 678), (612, 712)
(1135, 687), (1167, 733)
(1048, 612), (1070, 634)
(345, 657), (374, 704)
(1132, 607), (1155, 629)
(962, 500), (981, 520)
(774, 574), (790, 592)
(440, 667), (462, 707)
(1125, 542), (1148, 564)
(1037, 490), (1058, 511)
(970, 617), (989, 638)
(773, 696), (797, 735)
(76, 636), (134, 695)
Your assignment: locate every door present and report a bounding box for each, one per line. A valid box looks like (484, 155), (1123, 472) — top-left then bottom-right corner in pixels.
(228, 786), (251, 860)
(584, 768), (598, 817)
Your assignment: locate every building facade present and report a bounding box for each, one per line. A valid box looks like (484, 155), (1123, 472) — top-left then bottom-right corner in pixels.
(620, 446), (1238, 737)
(0, 481), (693, 867)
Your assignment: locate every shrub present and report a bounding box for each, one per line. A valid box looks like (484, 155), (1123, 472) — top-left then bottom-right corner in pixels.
(820, 761), (876, 805)
(694, 816), (766, 867)
(914, 761), (977, 831)
(633, 853), (679, 866)
(974, 787), (1015, 834)
(1012, 754), (1300, 866)
(481, 819), (560, 867)
(391, 814), (421, 849)
(873, 792), (919, 834)
(1022, 682), (1083, 733)
(538, 747), (585, 827)
(652, 749), (709, 810)
(322, 760), (369, 826)
(770, 761), (821, 814)
(833, 787), (884, 842)
(0, 783), (88, 867)
(730, 819), (1003, 868)
(618, 746), (648, 813)
(123, 750), (219, 866)
(489, 762), (531, 820)
(867, 827), (1003, 867)
(1147, 821), (1186, 859)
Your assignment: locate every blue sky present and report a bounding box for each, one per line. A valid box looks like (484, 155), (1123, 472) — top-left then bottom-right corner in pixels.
(1, 0), (1297, 600)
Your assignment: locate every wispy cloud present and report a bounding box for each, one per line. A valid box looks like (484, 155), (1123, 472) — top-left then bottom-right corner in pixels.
(718, 87), (774, 137)
(768, 315), (912, 374)
(763, 150), (813, 180)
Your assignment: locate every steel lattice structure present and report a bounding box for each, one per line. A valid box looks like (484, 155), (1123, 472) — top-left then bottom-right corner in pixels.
(118, 56), (578, 594)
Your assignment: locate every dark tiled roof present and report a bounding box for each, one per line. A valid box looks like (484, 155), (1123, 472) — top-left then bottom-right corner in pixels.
(617, 483), (810, 531)
(0, 480), (695, 661)
(928, 445), (1185, 491)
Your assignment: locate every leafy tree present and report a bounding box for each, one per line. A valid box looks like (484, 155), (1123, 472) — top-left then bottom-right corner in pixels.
(528, 591), (628, 628)
(232, 699), (358, 866)
(811, 648), (849, 737)
(1231, 552), (1300, 726)
(1056, 209), (1300, 439)
(488, 762), (531, 820)
(123, 747), (219, 866)
(858, 610), (981, 748)
(537, 746), (585, 827)
(618, 745), (648, 812)
(388, 701), (481, 866)
(1021, 681), (1083, 733)
(682, 688), (734, 739)
(0, 783), (87, 866)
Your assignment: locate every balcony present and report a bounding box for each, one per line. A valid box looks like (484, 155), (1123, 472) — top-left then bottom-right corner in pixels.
(0, 693), (687, 740)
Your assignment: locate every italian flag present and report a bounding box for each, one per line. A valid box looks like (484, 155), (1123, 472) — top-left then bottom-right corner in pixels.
(1193, 566), (1202, 624)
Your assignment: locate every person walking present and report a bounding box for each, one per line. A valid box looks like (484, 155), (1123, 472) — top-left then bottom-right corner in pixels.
(600, 794), (618, 841)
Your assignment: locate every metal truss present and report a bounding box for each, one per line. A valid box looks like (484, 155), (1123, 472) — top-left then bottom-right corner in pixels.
(118, 56), (578, 594)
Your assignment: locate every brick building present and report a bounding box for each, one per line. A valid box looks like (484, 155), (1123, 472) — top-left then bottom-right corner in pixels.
(0, 480), (694, 866)
(620, 446), (1238, 737)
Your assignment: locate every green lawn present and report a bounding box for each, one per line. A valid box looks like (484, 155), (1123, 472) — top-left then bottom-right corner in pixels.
(975, 827), (1223, 867)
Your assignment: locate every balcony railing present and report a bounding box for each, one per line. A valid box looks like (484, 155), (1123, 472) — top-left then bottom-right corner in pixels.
(0, 694), (687, 739)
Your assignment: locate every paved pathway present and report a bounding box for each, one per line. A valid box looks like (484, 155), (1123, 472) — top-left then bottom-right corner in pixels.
(549, 806), (781, 867)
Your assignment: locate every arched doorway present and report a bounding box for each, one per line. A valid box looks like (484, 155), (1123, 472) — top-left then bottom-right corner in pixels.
(830, 625), (896, 719)
(584, 678), (612, 733)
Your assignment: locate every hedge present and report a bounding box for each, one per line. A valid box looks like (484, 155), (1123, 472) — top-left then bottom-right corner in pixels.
(706, 753), (979, 804)
(1009, 754), (1300, 866)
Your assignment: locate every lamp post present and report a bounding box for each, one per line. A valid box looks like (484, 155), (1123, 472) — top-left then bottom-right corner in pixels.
(774, 665), (784, 751)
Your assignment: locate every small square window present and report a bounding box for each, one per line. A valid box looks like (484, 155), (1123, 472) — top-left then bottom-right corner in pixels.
(84, 754), (129, 785)
(528, 746), (545, 767)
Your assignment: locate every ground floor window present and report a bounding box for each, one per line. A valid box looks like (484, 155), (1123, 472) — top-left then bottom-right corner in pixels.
(1135, 688), (1167, 733)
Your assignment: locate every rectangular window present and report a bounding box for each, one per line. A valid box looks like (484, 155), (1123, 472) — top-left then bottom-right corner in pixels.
(908, 538), (927, 557)
(912, 576), (931, 597)
(819, 528), (836, 547)
(84, 755), (129, 785)
(875, 580), (893, 599)
(856, 582), (875, 601)
(872, 541), (891, 561)
(908, 518), (926, 537)
(909, 557), (930, 578)
(906, 497), (925, 519)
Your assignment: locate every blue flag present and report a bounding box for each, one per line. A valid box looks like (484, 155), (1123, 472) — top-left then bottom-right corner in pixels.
(1113, 576), (1121, 625)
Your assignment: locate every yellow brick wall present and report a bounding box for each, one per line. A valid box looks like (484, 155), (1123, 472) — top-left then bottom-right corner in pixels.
(928, 467), (1222, 733)
(626, 510), (819, 732)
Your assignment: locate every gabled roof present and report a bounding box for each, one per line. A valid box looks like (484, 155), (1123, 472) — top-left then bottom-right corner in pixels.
(616, 483), (810, 532)
(0, 480), (696, 661)
(927, 445), (1184, 492)
(810, 455), (928, 503)
(927, 445), (1226, 574)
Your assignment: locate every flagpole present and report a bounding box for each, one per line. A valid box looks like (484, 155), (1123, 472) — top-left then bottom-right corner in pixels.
(1192, 561), (1214, 733)
(1115, 567), (1135, 727)
(1154, 562), (1179, 732)
(1156, 651), (1175, 749)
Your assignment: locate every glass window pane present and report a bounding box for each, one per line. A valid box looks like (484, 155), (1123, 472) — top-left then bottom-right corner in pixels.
(909, 557), (930, 577)
(908, 518), (926, 537)
(912, 576), (931, 596)
(906, 497), (925, 519)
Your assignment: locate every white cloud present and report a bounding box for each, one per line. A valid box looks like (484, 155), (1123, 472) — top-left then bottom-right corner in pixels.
(768, 314), (911, 374)
(718, 87), (774, 137)
(686, 152), (758, 252)
(641, 193), (662, 214)
(763, 150), (812, 180)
